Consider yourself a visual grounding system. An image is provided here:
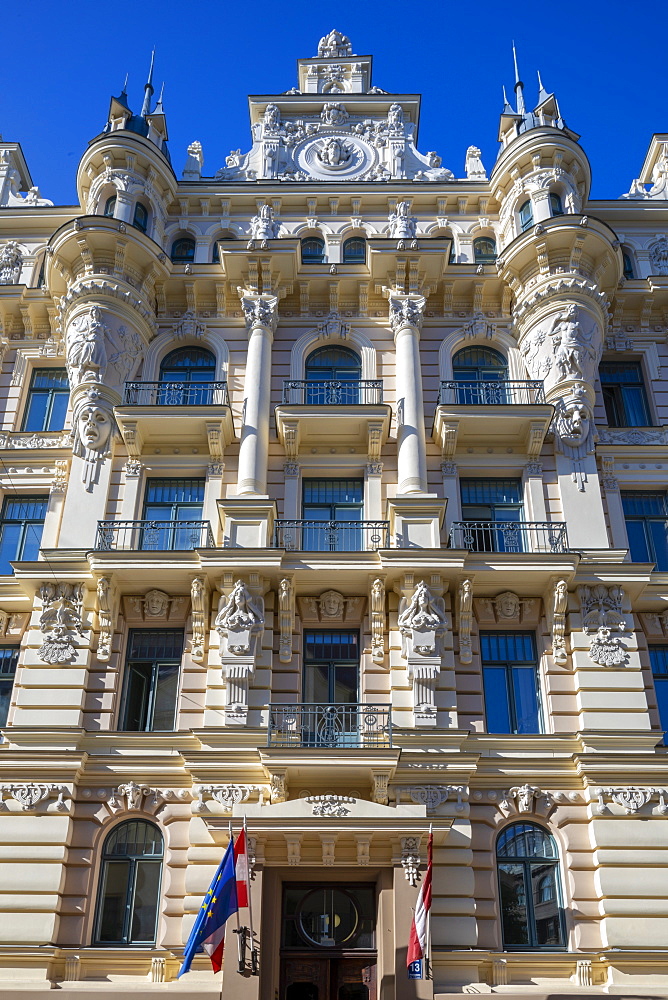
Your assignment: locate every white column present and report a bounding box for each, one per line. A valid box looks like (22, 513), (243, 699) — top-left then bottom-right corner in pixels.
(236, 290), (278, 496)
(388, 293), (428, 495)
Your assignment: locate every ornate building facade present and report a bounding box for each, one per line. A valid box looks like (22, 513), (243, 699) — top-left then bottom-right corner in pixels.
(1, 28), (668, 999)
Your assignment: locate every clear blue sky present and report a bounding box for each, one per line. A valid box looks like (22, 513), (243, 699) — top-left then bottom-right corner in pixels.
(2, 0), (666, 205)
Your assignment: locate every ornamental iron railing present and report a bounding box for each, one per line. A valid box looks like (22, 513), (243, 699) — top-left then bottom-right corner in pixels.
(268, 703), (392, 748)
(274, 520), (389, 551)
(95, 520), (215, 551)
(449, 520), (568, 554)
(123, 381), (229, 406)
(438, 380), (546, 406)
(282, 380), (383, 405)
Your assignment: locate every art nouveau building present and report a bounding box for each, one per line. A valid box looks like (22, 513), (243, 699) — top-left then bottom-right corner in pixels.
(1, 28), (668, 999)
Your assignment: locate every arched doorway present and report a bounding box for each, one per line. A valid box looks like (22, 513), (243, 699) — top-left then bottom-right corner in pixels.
(305, 346), (362, 405)
(452, 345), (508, 405)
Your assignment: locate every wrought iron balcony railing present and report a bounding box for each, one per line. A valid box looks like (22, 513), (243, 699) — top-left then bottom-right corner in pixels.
(123, 381), (230, 406)
(438, 380), (546, 406)
(282, 380), (383, 405)
(449, 520), (568, 554)
(274, 520), (389, 551)
(95, 520), (215, 551)
(268, 703), (392, 748)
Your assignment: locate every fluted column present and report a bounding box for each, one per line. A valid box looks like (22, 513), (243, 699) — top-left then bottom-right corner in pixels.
(388, 293), (427, 494)
(237, 289), (278, 495)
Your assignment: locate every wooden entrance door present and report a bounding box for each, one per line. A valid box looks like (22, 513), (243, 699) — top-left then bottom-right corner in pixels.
(282, 955), (376, 1000)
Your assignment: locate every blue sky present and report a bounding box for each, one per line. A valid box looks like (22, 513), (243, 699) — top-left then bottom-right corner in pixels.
(2, 0), (666, 205)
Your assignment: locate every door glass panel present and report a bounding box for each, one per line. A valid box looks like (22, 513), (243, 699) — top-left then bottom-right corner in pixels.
(304, 663), (330, 703)
(483, 666), (512, 733)
(333, 665), (358, 703)
(512, 667), (541, 734)
(648, 519), (668, 570)
(130, 860), (161, 942)
(121, 663), (151, 731)
(530, 866), (561, 945)
(625, 520), (651, 563)
(97, 860), (131, 942)
(499, 863), (530, 945)
(152, 662), (180, 730)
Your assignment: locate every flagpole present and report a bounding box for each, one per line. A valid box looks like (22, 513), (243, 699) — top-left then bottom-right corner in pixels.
(243, 815), (258, 975)
(229, 820), (244, 973)
(425, 823), (433, 981)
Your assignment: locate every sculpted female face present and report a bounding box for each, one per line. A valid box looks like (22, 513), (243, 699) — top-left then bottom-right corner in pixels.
(78, 403), (112, 451)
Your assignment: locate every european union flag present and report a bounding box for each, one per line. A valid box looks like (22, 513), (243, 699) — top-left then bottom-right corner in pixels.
(178, 838), (238, 977)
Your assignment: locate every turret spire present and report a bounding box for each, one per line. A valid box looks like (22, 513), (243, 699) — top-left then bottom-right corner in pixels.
(536, 69), (549, 106)
(154, 82), (165, 115)
(512, 41), (526, 117)
(502, 85), (514, 115)
(140, 49), (155, 118)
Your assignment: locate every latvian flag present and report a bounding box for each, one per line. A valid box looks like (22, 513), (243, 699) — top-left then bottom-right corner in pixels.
(178, 829), (249, 977)
(407, 831), (433, 967)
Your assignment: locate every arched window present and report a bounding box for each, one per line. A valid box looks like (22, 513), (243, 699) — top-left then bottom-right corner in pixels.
(496, 822), (565, 949)
(452, 346), (508, 405)
(95, 820), (163, 945)
(549, 193), (564, 217)
(301, 236), (325, 264)
(158, 346), (217, 405)
(342, 237), (366, 264)
(622, 250), (635, 280)
(473, 237), (497, 264)
(519, 199), (534, 233)
(133, 202), (148, 233)
(304, 345), (362, 404)
(104, 196), (116, 218)
(170, 237), (195, 264)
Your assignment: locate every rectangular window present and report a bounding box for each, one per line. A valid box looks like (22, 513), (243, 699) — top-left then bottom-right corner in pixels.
(22, 368), (69, 433)
(0, 496), (48, 574)
(302, 630), (360, 747)
(649, 647), (668, 735)
(302, 478), (364, 551)
(460, 478), (524, 552)
(621, 492), (668, 570)
(600, 362), (652, 427)
(119, 629), (183, 731)
(0, 646), (19, 727)
(481, 632), (542, 734)
(141, 478), (205, 550)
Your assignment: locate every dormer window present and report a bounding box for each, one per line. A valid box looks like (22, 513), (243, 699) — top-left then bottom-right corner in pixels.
(549, 193), (564, 217)
(301, 237), (325, 264)
(104, 196), (116, 218)
(171, 237), (195, 264)
(519, 200), (533, 232)
(133, 203), (148, 233)
(473, 237), (497, 264)
(342, 238), (366, 264)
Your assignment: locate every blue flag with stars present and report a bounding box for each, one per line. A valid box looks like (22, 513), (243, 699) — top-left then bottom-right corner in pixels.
(178, 838), (238, 977)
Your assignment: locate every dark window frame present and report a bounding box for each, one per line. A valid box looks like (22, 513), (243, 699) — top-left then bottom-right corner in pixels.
(519, 199), (534, 232)
(649, 646), (668, 736)
(104, 195), (116, 218)
(133, 202), (148, 233)
(21, 367), (69, 433)
(0, 496), (48, 574)
(118, 629), (184, 732)
(481, 631), (543, 735)
(0, 646), (19, 728)
(473, 236), (497, 264)
(549, 192), (564, 217)
(94, 820), (163, 946)
(170, 237), (196, 264)
(600, 360), (652, 428)
(301, 237), (326, 264)
(303, 629), (360, 705)
(342, 237), (366, 264)
(496, 822), (566, 950)
(621, 492), (668, 570)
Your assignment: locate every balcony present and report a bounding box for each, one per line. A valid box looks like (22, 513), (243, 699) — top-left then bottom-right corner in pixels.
(433, 379), (553, 456)
(275, 380), (391, 458)
(268, 703), (392, 748)
(449, 520), (568, 554)
(115, 381), (234, 460)
(274, 520), (389, 551)
(95, 520), (215, 551)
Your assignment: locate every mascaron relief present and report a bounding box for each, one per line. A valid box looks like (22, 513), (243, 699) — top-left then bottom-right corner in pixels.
(578, 584), (628, 667)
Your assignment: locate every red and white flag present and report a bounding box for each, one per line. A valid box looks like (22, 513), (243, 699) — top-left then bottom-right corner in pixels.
(407, 831), (433, 967)
(234, 827), (249, 908)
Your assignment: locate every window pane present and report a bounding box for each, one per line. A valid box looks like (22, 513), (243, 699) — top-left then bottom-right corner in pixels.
(121, 663), (151, 730)
(152, 662), (179, 730)
(499, 863), (530, 945)
(333, 665), (358, 703)
(621, 493), (667, 517)
(47, 391), (69, 431)
(483, 666), (512, 733)
(656, 678), (668, 733)
(20, 523), (45, 561)
(497, 823), (558, 859)
(127, 630), (184, 660)
(648, 519), (668, 571)
(130, 860), (161, 943)
(0, 648), (18, 728)
(98, 860), (131, 942)
(303, 479), (363, 505)
(625, 520), (651, 563)
(623, 386), (651, 426)
(0, 525), (23, 574)
(512, 667), (541, 733)
(530, 865), (563, 945)
(304, 663), (330, 703)
(23, 393), (50, 433)
(481, 632), (535, 663)
(461, 479), (522, 505)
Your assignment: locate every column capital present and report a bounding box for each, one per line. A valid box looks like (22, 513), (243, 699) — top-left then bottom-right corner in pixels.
(237, 288), (279, 334)
(387, 292), (426, 336)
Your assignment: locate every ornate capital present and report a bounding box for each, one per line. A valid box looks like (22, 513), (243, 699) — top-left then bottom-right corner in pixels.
(387, 293), (425, 335)
(237, 288), (279, 334)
